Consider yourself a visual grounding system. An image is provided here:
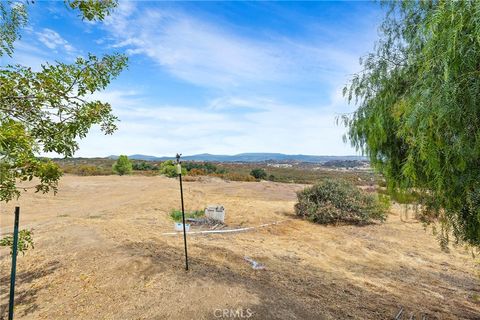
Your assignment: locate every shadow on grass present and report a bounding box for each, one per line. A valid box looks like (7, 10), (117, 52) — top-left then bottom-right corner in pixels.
(0, 260), (61, 319)
(116, 239), (476, 319)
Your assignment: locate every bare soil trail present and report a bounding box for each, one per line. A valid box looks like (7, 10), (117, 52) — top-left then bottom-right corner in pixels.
(0, 175), (479, 319)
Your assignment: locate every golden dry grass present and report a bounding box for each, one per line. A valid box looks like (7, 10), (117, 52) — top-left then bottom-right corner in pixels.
(0, 175), (479, 319)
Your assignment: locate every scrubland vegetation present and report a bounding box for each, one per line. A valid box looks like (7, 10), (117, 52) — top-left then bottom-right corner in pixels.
(54, 157), (376, 185)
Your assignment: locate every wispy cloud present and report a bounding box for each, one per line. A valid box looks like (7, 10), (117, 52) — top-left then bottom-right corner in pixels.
(102, 2), (360, 90)
(0, 40), (49, 71)
(36, 28), (76, 53)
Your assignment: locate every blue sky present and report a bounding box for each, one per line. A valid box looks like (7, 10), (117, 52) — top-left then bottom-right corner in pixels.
(4, 1), (384, 157)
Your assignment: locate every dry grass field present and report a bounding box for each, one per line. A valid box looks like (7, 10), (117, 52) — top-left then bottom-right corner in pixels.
(0, 175), (479, 319)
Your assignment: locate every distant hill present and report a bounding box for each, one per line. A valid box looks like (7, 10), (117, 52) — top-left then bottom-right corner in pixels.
(108, 153), (366, 163)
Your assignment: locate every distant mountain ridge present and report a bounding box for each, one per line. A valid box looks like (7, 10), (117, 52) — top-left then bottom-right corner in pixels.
(108, 153), (366, 163)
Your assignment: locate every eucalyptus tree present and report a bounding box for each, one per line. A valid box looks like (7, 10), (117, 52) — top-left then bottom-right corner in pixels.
(344, 1), (480, 247)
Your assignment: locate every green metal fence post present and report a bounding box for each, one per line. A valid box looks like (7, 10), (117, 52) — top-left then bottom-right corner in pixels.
(8, 206), (20, 320)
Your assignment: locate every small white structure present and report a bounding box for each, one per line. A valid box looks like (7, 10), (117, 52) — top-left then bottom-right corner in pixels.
(205, 205), (225, 223)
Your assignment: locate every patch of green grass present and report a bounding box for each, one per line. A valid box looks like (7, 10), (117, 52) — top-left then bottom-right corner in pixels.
(170, 209), (204, 222)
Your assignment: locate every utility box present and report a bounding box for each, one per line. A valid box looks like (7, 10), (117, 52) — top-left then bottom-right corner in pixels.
(205, 205), (225, 223)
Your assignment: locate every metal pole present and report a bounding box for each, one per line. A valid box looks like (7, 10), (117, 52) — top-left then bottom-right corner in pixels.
(8, 206), (20, 320)
(179, 172), (189, 271)
(176, 153), (188, 271)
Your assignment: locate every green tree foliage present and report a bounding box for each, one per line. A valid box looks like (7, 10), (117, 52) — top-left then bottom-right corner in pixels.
(0, 1), (27, 57)
(66, 0), (118, 21)
(0, 0), (127, 202)
(250, 168), (267, 180)
(343, 1), (480, 246)
(0, 1), (118, 57)
(0, 229), (34, 255)
(132, 161), (156, 170)
(159, 160), (186, 178)
(295, 180), (388, 225)
(112, 155), (132, 176)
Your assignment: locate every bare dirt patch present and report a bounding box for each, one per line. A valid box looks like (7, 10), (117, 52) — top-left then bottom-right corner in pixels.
(1, 175), (479, 319)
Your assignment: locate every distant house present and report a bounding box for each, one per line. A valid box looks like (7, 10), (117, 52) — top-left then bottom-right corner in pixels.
(205, 205), (225, 223)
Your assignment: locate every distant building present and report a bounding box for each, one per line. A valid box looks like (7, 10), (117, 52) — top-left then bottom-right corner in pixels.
(267, 163), (292, 168)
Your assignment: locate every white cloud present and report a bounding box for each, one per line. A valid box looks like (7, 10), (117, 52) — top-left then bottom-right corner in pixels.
(36, 28), (76, 53)
(0, 40), (49, 71)
(72, 90), (355, 157)
(208, 96), (272, 111)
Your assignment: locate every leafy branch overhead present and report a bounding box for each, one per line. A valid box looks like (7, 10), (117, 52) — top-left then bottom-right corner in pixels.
(0, 0), (127, 202)
(0, 229), (34, 255)
(343, 1), (480, 247)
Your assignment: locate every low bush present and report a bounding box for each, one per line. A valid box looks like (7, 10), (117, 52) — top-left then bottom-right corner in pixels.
(294, 179), (388, 225)
(132, 161), (157, 170)
(159, 160), (186, 177)
(250, 168), (267, 180)
(184, 162), (218, 173)
(76, 165), (105, 176)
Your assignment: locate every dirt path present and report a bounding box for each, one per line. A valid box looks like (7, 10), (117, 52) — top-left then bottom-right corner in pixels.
(1, 175), (479, 319)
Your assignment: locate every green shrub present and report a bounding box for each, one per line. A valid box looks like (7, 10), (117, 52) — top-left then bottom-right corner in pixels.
(112, 155), (132, 175)
(169, 209), (205, 222)
(132, 161), (156, 170)
(159, 160), (186, 178)
(294, 179), (388, 225)
(60, 163), (111, 176)
(250, 168), (267, 180)
(184, 162), (218, 173)
(76, 164), (103, 176)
